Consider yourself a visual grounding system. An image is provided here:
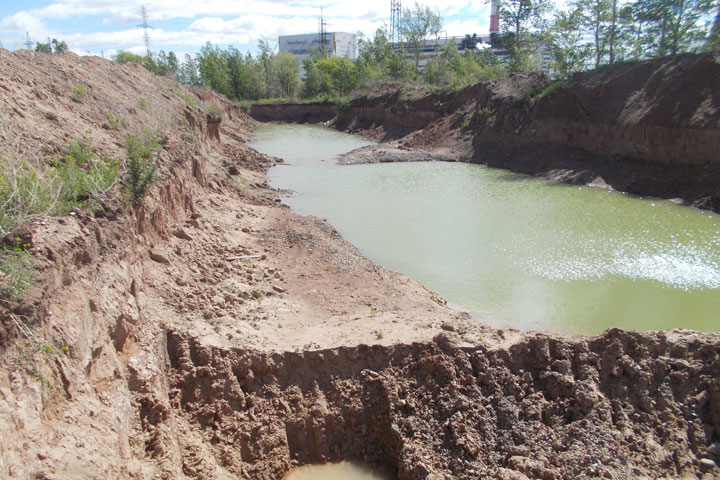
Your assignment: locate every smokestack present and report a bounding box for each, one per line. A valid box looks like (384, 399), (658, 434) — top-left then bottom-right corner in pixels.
(490, 0), (499, 34)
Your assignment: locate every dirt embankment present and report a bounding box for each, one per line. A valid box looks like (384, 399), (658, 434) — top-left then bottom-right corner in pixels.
(249, 102), (337, 124)
(0, 49), (719, 480)
(334, 53), (720, 211)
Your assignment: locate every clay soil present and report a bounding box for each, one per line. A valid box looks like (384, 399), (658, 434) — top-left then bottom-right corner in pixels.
(0, 49), (719, 480)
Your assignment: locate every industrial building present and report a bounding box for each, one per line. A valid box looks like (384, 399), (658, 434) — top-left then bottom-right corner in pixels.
(278, 32), (358, 65)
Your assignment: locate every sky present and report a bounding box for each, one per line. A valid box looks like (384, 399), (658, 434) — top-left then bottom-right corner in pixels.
(0, 0), (492, 59)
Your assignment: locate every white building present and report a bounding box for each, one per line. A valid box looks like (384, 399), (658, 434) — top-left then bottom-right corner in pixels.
(279, 32), (358, 65)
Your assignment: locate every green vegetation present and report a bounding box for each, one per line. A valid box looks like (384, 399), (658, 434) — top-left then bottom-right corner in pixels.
(0, 138), (118, 236)
(476, 106), (496, 127)
(400, 3), (442, 78)
(106, 111), (126, 130)
(124, 132), (161, 205)
(536, 80), (566, 101)
(64, 137), (94, 166)
(71, 84), (86, 101)
(173, 88), (197, 107)
(34, 38), (68, 55)
(137, 97), (150, 111)
(0, 245), (33, 301)
(108, 0), (716, 105)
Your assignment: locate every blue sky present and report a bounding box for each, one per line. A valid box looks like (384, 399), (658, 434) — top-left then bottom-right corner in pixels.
(0, 0), (491, 58)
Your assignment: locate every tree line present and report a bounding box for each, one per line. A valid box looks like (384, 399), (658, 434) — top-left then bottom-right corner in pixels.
(500, 0), (719, 75)
(111, 0), (719, 101)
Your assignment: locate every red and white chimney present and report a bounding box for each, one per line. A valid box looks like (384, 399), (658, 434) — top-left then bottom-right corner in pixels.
(490, 0), (500, 34)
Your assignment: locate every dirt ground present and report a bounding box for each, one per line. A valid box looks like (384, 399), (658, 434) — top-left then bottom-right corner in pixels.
(0, 49), (719, 480)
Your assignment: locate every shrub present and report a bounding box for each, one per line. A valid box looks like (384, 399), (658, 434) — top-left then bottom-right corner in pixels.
(64, 137), (94, 167)
(137, 97), (150, 111)
(124, 133), (161, 205)
(106, 111), (126, 130)
(0, 139), (119, 235)
(173, 89), (197, 107)
(54, 155), (119, 209)
(0, 246), (32, 301)
(0, 153), (60, 235)
(71, 84), (86, 101)
(536, 80), (566, 102)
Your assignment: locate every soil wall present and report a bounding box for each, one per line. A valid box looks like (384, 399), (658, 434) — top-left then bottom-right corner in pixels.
(334, 53), (720, 210)
(249, 102), (336, 124)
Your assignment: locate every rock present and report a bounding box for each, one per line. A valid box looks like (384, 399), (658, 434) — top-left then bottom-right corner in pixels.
(149, 249), (170, 264)
(441, 322), (456, 332)
(190, 213), (202, 220)
(699, 458), (717, 470)
(174, 228), (193, 241)
(707, 443), (720, 456)
(272, 285), (285, 293)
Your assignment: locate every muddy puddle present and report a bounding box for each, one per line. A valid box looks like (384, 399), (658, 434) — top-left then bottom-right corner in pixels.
(283, 461), (394, 480)
(252, 124), (720, 333)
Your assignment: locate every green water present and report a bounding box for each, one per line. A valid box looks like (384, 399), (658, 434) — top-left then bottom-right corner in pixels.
(252, 124), (720, 334)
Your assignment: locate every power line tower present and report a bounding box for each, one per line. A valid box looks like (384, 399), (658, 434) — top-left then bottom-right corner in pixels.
(390, 0), (401, 44)
(318, 8), (329, 58)
(137, 5), (153, 56)
(24, 32), (33, 50)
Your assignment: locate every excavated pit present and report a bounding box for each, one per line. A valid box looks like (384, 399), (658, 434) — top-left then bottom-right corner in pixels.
(1, 49), (719, 480)
(165, 329), (720, 479)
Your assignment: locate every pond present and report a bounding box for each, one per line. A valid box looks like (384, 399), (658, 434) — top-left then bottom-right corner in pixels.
(251, 124), (720, 333)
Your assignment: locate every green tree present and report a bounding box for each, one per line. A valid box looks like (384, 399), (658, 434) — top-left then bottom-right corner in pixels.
(179, 54), (201, 87)
(257, 40), (274, 98)
(302, 58), (325, 97)
(196, 42), (231, 96)
(35, 39), (63, 54)
(632, 0), (714, 56)
(271, 52), (300, 97)
(52, 38), (68, 54)
(707, 5), (720, 50)
(357, 28), (414, 81)
(547, 9), (593, 76)
(400, 2), (442, 78)
(34, 41), (51, 54)
(568, 0), (614, 68)
(498, 0), (552, 71)
(319, 56), (359, 95)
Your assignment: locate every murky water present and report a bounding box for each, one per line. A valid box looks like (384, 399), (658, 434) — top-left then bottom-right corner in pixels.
(283, 461), (393, 480)
(252, 124), (720, 333)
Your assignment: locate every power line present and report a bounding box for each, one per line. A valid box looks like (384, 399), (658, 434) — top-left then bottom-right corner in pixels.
(319, 8), (329, 58)
(137, 5), (154, 56)
(390, 0), (401, 43)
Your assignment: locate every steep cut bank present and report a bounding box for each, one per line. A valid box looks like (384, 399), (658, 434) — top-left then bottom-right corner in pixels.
(0, 48), (719, 480)
(331, 53), (720, 211)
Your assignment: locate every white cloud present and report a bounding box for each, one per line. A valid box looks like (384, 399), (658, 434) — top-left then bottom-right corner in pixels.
(1, 0), (494, 54)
